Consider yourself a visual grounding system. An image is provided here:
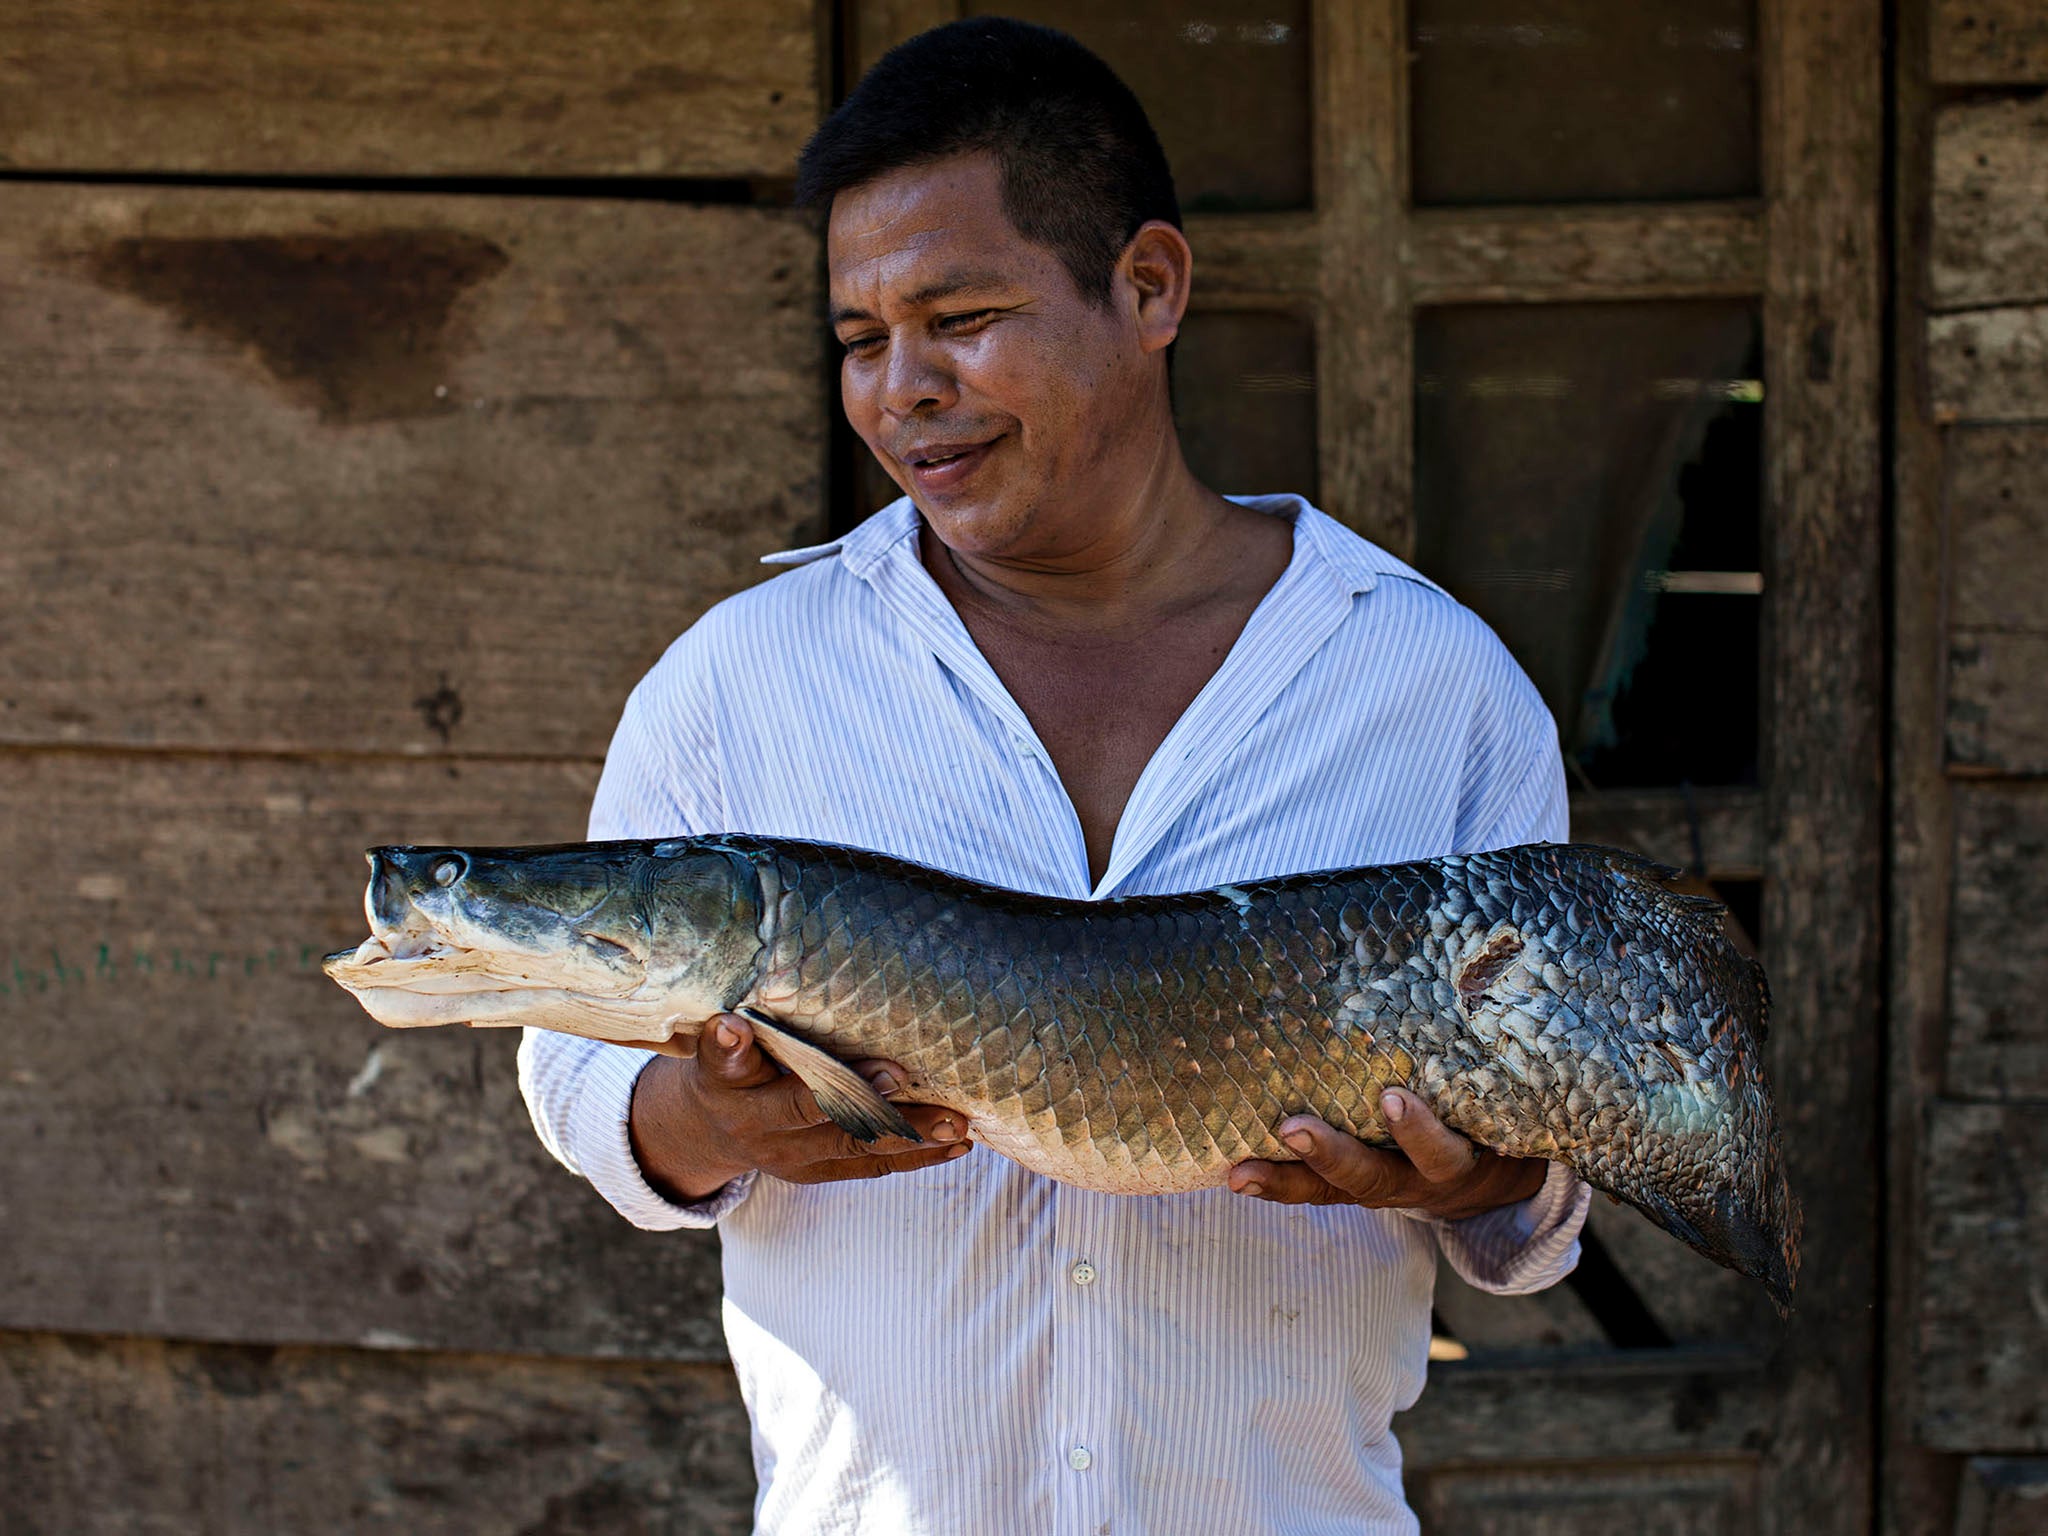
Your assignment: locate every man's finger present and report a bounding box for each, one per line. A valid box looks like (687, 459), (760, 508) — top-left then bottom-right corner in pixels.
(773, 1105), (970, 1163)
(1264, 1115), (1422, 1206)
(1376, 1089), (1483, 1184)
(1227, 1158), (1350, 1205)
(693, 1013), (782, 1090)
(774, 1142), (974, 1185)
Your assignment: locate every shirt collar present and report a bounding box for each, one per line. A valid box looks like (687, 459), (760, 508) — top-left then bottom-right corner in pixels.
(761, 492), (1440, 601)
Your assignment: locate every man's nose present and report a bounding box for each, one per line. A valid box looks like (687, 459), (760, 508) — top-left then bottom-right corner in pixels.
(881, 335), (957, 418)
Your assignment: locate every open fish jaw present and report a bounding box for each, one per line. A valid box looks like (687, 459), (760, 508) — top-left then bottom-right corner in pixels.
(326, 835), (1799, 1304)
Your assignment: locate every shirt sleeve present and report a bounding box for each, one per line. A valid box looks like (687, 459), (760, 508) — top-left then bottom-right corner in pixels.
(1429, 669), (1592, 1293)
(517, 648), (755, 1232)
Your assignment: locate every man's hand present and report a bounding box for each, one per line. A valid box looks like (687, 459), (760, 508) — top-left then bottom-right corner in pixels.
(1227, 1088), (1546, 1221)
(630, 1012), (971, 1202)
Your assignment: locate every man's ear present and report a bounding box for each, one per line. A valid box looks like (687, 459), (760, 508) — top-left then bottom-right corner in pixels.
(1120, 220), (1194, 355)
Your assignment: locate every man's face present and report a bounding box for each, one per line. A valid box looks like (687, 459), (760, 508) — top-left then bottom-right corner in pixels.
(828, 153), (1166, 565)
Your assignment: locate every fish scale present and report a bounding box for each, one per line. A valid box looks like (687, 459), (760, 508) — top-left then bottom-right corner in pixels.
(324, 833), (1800, 1305)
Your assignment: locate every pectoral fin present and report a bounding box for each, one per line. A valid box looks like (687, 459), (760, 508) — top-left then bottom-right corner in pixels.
(736, 1007), (921, 1144)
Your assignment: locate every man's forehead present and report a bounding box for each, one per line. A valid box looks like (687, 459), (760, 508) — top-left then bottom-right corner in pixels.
(826, 155), (1047, 302)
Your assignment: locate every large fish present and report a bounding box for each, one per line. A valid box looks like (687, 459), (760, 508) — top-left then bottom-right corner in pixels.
(324, 834), (1799, 1305)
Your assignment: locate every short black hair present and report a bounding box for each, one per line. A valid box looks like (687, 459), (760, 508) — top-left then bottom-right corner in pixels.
(796, 18), (1180, 306)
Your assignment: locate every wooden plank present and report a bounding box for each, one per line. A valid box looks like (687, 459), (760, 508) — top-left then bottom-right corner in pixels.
(1183, 213), (1320, 308)
(1949, 635), (2048, 774)
(1931, 99), (2048, 311)
(1954, 1458), (2048, 1536)
(1567, 789), (1765, 882)
(1756, 0), (1886, 1529)
(0, 750), (729, 1361)
(1410, 203), (1766, 306)
(1430, 1258), (1607, 1355)
(1917, 1102), (2048, 1451)
(0, 1330), (753, 1534)
(1944, 783), (2048, 1099)
(1949, 426), (2048, 631)
(1929, 307), (2048, 424)
(0, 183), (824, 759)
(1412, 1460), (1758, 1536)
(1395, 1351), (1772, 1466)
(1932, 0), (2048, 84)
(1883, 9), (1963, 1521)
(1583, 1200), (1773, 1347)
(1945, 426), (2048, 775)
(1313, 0), (1411, 555)
(0, 0), (816, 178)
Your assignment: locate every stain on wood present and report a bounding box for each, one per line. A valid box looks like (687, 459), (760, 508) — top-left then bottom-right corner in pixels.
(1945, 784), (2048, 1100)
(0, 182), (824, 759)
(1931, 99), (2048, 311)
(1929, 307), (2048, 424)
(1954, 1458), (2048, 1536)
(76, 231), (511, 424)
(1932, 0), (2048, 84)
(0, 1330), (754, 1534)
(1411, 1458), (1758, 1536)
(0, 750), (728, 1361)
(0, 0), (817, 178)
(1917, 1100), (2048, 1451)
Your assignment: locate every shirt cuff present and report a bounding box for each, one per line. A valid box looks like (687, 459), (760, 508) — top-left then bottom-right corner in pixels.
(571, 1045), (756, 1231)
(1428, 1160), (1591, 1296)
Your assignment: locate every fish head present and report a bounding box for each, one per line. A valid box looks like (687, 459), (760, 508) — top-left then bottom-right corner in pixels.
(323, 841), (761, 1044)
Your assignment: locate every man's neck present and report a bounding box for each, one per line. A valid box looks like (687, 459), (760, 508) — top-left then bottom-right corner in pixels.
(919, 459), (1278, 639)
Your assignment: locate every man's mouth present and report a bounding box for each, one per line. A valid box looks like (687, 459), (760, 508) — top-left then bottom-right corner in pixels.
(901, 436), (999, 492)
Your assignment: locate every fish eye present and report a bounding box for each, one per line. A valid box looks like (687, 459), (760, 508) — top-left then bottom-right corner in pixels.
(430, 855), (466, 888)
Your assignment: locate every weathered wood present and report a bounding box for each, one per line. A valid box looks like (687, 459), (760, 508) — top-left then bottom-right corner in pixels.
(1932, 0), (2048, 84)
(1182, 213), (1320, 308)
(1411, 1459), (1758, 1536)
(1583, 1199), (1772, 1346)
(1313, 0), (1411, 555)
(1917, 1101), (2048, 1451)
(0, 0), (816, 178)
(1954, 1459), (2048, 1536)
(0, 1330), (753, 1535)
(0, 750), (728, 1360)
(1929, 307), (2048, 424)
(1949, 427), (2048, 631)
(1410, 203), (1766, 306)
(1945, 426), (2048, 775)
(1430, 1258), (1606, 1355)
(1886, 8), (1968, 1525)
(1567, 789), (1765, 882)
(1931, 98), (2048, 311)
(1395, 1350), (1772, 1466)
(1757, 0), (1886, 1530)
(1949, 635), (2048, 774)
(1944, 784), (2048, 1099)
(0, 183), (824, 759)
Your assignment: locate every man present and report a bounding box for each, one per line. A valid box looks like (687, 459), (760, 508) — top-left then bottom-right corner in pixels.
(522, 19), (1589, 1534)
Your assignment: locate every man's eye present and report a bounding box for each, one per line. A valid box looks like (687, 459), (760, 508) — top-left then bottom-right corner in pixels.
(841, 334), (884, 356)
(939, 310), (996, 332)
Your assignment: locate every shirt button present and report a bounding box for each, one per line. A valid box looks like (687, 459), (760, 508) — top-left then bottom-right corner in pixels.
(1070, 1260), (1097, 1286)
(1068, 1446), (1094, 1471)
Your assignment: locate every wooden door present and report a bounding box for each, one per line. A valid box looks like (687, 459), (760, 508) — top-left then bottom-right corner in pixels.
(852, 4), (1882, 1530)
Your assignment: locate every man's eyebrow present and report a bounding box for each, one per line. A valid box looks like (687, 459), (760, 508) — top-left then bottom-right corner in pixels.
(829, 269), (1015, 328)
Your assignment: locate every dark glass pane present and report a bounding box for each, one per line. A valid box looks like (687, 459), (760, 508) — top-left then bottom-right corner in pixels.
(1174, 310), (1317, 499)
(1413, 301), (1762, 789)
(1410, 0), (1759, 205)
(963, 0), (1313, 212)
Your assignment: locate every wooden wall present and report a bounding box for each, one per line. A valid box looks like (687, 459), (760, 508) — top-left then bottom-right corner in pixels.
(1890, 4), (2048, 1533)
(0, 4), (820, 1528)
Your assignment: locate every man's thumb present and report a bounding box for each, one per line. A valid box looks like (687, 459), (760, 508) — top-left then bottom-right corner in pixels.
(696, 1012), (761, 1082)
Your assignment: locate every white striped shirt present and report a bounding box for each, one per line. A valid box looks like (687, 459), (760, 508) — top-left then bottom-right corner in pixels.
(520, 493), (1590, 1536)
